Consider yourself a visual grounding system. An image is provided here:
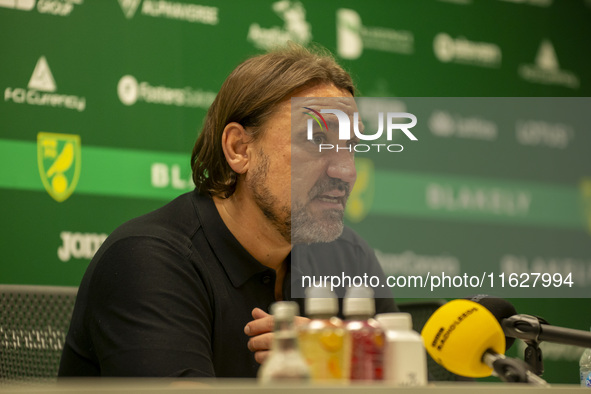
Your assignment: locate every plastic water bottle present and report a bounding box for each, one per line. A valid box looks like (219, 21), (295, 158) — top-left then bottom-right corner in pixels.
(376, 312), (427, 386)
(581, 329), (591, 388)
(343, 286), (385, 381)
(258, 301), (310, 383)
(298, 287), (350, 381)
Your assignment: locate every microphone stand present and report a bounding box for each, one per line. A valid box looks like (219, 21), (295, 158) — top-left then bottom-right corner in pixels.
(482, 351), (548, 386)
(502, 314), (591, 375)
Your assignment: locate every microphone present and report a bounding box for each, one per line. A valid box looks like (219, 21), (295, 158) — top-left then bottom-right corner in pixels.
(421, 299), (548, 385)
(468, 295), (591, 348)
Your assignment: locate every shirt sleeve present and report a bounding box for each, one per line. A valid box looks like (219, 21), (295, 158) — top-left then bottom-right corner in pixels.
(85, 236), (215, 377)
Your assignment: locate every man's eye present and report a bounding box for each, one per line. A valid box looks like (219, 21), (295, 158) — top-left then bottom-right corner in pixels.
(348, 139), (359, 148)
(311, 133), (326, 145)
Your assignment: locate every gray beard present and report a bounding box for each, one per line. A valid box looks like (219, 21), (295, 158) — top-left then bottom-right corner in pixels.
(291, 203), (344, 244)
(291, 177), (350, 244)
(248, 150), (292, 243)
(247, 149), (349, 245)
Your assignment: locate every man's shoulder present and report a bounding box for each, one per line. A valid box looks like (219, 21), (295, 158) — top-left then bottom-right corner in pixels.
(98, 190), (205, 256)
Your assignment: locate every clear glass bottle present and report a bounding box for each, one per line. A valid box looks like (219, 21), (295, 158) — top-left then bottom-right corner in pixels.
(298, 287), (350, 381)
(580, 327), (591, 388)
(258, 301), (311, 383)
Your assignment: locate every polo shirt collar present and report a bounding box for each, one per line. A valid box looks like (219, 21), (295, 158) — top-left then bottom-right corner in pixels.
(191, 190), (271, 288)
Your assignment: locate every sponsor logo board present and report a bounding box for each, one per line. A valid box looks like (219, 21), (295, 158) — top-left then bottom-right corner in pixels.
(499, 0), (552, 7)
(37, 132), (81, 202)
(248, 0), (311, 51)
(518, 40), (579, 89)
(515, 119), (574, 149)
(117, 75), (215, 108)
(337, 8), (414, 60)
(426, 183), (532, 217)
(4, 56), (86, 112)
(433, 33), (502, 68)
(118, 0), (218, 24)
(0, 0), (83, 16)
(429, 110), (498, 141)
(58, 231), (107, 262)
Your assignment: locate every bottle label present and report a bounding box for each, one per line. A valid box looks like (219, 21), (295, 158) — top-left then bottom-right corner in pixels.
(581, 370), (591, 387)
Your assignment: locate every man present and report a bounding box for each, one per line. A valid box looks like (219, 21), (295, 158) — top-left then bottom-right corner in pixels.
(59, 44), (396, 378)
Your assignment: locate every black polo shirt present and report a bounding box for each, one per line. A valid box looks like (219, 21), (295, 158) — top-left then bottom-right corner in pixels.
(59, 190), (397, 378)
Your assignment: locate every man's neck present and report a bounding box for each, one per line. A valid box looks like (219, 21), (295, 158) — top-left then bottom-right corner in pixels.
(213, 193), (291, 272)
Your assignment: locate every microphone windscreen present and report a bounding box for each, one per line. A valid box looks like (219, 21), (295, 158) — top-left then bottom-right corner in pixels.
(467, 295), (517, 349)
(421, 299), (505, 378)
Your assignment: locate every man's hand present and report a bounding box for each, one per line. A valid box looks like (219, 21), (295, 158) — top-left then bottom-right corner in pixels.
(244, 307), (310, 364)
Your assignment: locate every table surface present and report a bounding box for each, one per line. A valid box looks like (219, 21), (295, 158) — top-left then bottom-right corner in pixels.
(0, 380), (588, 394)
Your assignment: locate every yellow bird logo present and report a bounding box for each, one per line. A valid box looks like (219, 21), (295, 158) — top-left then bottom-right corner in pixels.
(37, 133), (81, 202)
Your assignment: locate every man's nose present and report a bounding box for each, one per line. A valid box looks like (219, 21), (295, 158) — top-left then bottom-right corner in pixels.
(326, 148), (357, 186)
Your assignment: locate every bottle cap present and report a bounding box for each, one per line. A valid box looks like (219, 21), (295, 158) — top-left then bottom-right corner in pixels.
(271, 301), (299, 321)
(376, 313), (413, 331)
(305, 287), (338, 316)
(343, 286), (375, 317)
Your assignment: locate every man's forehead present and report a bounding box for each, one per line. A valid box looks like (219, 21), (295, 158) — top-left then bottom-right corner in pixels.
(295, 96), (357, 112)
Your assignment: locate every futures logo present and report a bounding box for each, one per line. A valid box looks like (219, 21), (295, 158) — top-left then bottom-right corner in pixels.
(304, 107), (417, 153)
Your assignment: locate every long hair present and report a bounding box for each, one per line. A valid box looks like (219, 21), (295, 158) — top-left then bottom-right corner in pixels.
(191, 43), (355, 198)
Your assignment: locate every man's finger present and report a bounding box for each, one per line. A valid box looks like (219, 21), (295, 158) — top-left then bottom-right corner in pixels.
(247, 332), (273, 352)
(254, 350), (270, 365)
(294, 316), (310, 327)
(244, 315), (274, 337)
(251, 307), (270, 319)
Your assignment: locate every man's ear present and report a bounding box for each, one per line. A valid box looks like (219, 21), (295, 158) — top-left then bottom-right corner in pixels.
(221, 122), (251, 174)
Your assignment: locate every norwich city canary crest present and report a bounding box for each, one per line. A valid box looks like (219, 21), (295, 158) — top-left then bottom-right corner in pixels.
(37, 132), (81, 202)
(345, 158), (375, 223)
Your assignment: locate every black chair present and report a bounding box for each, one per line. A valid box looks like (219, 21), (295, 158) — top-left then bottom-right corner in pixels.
(0, 285), (77, 384)
(397, 299), (470, 382)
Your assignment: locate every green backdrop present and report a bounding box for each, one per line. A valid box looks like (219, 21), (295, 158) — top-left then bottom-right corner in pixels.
(1, 0), (590, 384)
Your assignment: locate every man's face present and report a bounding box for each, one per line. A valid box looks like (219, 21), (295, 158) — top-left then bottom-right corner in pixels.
(245, 84), (358, 244)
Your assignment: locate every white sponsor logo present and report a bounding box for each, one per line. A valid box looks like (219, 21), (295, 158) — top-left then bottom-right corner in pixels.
(426, 183), (532, 216)
(117, 75), (216, 108)
(437, 0), (472, 4)
(429, 110), (498, 141)
(248, 0), (311, 51)
(58, 231), (108, 262)
(337, 8), (414, 60)
(434, 33), (502, 68)
(0, 0), (35, 10)
(375, 249), (461, 276)
(118, 0), (218, 25)
(499, 0), (552, 7)
(4, 56), (86, 111)
(0, 0), (83, 16)
(151, 163), (194, 190)
(518, 40), (579, 89)
(501, 254), (591, 287)
(118, 0), (140, 18)
(28, 56), (56, 92)
(516, 119), (574, 149)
